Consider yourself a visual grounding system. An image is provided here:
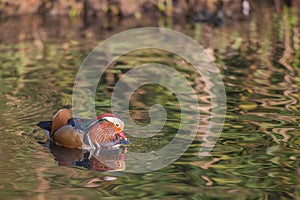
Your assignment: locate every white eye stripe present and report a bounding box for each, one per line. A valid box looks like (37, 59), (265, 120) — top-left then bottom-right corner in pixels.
(103, 117), (124, 129)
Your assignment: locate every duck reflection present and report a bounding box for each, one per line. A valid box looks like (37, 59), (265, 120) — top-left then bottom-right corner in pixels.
(48, 143), (126, 171)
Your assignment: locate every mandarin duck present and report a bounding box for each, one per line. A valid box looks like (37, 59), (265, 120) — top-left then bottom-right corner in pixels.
(37, 109), (127, 149)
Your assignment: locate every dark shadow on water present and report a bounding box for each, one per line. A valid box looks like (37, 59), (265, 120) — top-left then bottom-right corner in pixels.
(46, 142), (127, 172)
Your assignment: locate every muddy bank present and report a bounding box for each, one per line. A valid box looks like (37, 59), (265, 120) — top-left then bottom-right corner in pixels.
(0, 0), (299, 20)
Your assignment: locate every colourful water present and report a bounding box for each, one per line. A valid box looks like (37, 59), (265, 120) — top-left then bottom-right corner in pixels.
(0, 9), (299, 199)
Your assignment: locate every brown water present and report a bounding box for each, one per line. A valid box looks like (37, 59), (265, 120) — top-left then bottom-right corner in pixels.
(0, 9), (300, 199)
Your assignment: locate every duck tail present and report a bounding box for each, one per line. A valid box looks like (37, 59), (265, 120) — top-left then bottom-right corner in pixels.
(37, 121), (52, 139)
(37, 121), (52, 131)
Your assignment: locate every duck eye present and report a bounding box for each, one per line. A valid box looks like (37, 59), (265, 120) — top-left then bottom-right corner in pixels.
(115, 123), (119, 127)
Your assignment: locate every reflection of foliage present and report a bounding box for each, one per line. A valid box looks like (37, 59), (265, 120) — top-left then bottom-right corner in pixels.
(0, 6), (299, 199)
(94, 49), (207, 152)
(204, 7), (300, 199)
(0, 39), (89, 134)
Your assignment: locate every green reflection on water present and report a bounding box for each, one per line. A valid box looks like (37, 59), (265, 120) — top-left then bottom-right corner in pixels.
(0, 8), (300, 199)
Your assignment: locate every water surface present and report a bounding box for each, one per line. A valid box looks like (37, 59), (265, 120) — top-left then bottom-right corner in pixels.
(0, 10), (300, 199)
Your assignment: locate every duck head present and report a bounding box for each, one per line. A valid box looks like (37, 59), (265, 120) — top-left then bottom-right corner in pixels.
(87, 113), (127, 146)
(97, 113), (127, 141)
